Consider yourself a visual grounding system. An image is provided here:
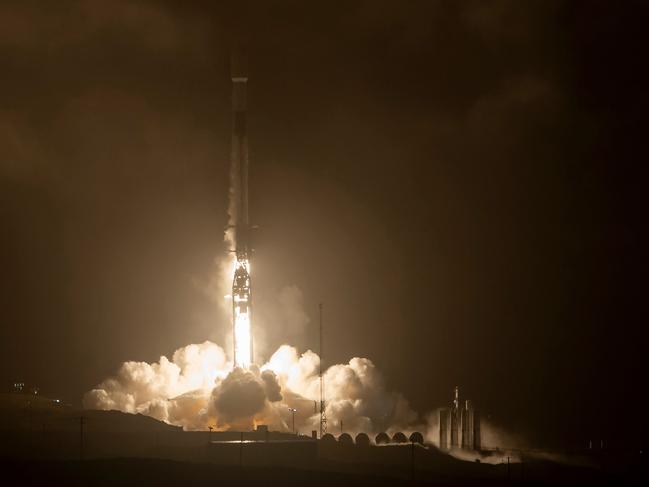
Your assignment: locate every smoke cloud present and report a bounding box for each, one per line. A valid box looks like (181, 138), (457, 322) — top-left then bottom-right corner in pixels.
(207, 367), (283, 431)
(276, 285), (310, 336)
(84, 338), (419, 436)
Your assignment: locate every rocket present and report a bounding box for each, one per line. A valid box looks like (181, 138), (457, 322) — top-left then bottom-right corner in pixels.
(230, 50), (253, 368)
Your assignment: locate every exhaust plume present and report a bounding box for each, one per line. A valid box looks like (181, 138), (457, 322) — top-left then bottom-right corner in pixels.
(84, 339), (418, 435)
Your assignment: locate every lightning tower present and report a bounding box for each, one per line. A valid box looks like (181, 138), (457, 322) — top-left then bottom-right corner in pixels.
(230, 50), (253, 368)
(319, 303), (327, 437)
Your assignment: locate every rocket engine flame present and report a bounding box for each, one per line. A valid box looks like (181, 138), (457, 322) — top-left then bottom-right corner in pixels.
(233, 311), (251, 367)
(232, 256), (252, 367)
(232, 259), (252, 368)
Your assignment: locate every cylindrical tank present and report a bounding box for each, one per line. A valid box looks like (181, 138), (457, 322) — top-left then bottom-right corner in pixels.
(375, 432), (390, 445)
(338, 433), (353, 444)
(355, 433), (370, 447)
(321, 433), (335, 442)
(409, 432), (424, 444)
(392, 432), (408, 444)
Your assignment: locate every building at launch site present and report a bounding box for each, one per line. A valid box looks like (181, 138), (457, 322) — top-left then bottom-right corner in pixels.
(438, 386), (481, 450)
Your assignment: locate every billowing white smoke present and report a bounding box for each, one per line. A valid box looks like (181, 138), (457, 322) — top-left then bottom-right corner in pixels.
(84, 341), (418, 435)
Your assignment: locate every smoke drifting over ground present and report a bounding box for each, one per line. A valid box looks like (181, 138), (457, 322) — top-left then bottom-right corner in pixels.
(84, 340), (419, 435)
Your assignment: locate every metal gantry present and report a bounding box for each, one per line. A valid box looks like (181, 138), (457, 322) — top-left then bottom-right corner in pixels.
(319, 303), (327, 437)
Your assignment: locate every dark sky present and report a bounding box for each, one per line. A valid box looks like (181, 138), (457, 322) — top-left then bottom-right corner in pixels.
(1, 0), (647, 447)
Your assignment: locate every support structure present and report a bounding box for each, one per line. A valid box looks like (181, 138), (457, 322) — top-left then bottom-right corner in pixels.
(319, 303), (327, 437)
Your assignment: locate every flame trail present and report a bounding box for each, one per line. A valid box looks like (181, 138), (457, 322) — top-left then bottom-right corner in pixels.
(232, 259), (252, 367)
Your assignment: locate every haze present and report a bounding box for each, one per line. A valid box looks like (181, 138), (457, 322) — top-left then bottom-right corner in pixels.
(1, 0), (647, 449)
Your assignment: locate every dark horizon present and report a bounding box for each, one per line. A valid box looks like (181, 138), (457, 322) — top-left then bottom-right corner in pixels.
(1, 0), (647, 450)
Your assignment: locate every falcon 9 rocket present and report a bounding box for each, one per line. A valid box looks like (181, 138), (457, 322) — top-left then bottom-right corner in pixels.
(230, 52), (253, 368)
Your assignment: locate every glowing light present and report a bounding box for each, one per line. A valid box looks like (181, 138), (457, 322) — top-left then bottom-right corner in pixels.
(232, 258), (252, 368)
(234, 308), (251, 367)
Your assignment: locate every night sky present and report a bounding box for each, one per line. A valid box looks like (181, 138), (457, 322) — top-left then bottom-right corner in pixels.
(1, 0), (647, 448)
